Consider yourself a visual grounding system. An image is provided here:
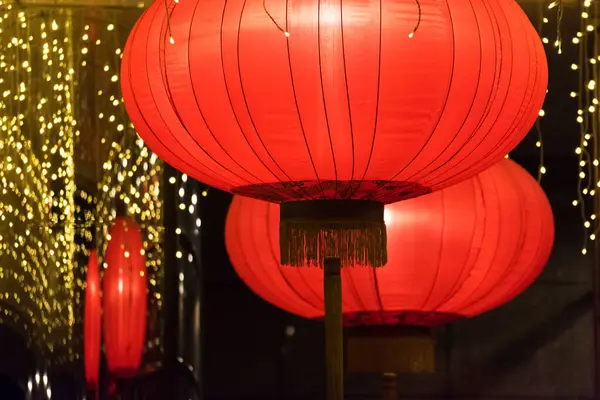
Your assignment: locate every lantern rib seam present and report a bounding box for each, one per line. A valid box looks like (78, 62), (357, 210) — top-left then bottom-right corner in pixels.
(283, 0), (326, 199)
(465, 160), (532, 314)
(464, 30), (541, 309)
(125, 14), (221, 185)
(370, 0), (457, 188)
(128, 6), (238, 188)
(339, 0), (357, 198)
(354, 0), (383, 191)
(465, 0), (539, 172)
(215, 0), (304, 196)
(434, 171), (490, 314)
(159, 3), (262, 189)
(434, 174), (485, 313)
(421, 0), (510, 189)
(316, 0), (339, 196)
(403, 0), (484, 185)
(456, 164), (505, 312)
(236, 0), (315, 200)
(429, 0), (542, 190)
(418, 186), (446, 310)
(428, 2), (514, 186)
(174, 0), (293, 197)
(520, 194), (553, 296)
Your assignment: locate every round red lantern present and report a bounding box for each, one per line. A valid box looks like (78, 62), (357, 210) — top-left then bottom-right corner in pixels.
(123, 2), (547, 395)
(226, 159), (554, 325)
(122, 0), (547, 268)
(102, 217), (147, 378)
(84, 250), (101, 390)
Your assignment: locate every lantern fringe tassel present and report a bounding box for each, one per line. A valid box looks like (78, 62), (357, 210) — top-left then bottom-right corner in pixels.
(279, 221), (388, 268)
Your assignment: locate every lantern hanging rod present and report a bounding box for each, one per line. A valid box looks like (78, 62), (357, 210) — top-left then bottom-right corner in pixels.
(5, 0), (146, 10)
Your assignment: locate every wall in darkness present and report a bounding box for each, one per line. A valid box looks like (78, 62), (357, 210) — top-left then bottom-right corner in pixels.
(0, 325), (34, 389)
(200, 154), (594, 400)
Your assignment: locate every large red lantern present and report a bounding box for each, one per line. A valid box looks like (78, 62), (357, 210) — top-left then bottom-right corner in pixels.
(226, 159), (554, 325)
(84, 250), (101, 390)
(102, 217), (147, 378)
(122, 0), (547, 268)
(123, 1), (546, 395)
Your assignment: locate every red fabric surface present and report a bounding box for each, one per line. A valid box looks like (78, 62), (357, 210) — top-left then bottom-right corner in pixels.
(102, 218), (147, 377)
(84, 251), (101, 389)
(122, 0), (547, 203)
(225, 160), (554, 326)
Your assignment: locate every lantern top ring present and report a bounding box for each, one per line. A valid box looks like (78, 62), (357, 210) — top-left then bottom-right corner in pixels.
(280, 200), (384, 223)
(279, 200), (387, 268)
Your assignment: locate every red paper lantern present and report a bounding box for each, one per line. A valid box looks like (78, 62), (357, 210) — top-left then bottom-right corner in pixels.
(122, 0), (546, 201)
(122, 0), (546, 267)
(84, 250), (101, 389)
(102, 217), (147, 377)
(225, 159), (554, 325)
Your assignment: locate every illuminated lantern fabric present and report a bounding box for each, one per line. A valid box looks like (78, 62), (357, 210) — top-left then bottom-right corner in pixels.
(225, 159), (554, 326)
(102, 217), (147, 377)
(84, 250), (101, 389)
(122, 0), (547, 267)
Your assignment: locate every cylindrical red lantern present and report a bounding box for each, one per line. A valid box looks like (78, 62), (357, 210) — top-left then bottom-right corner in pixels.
(84, 250), (101, 390)
(226, 159), (554, 325)
(122, 0), (547, 268)
(102, 217), (147, 378)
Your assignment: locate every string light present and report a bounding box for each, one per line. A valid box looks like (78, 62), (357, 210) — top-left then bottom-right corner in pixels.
(408, 0), (421, 39)
(567, 0), (599, 255)
(165, 0), (176, 44)
(533, 3), (554, 181)
(548, 1), (564, 53)
(263, 0), (290, 37)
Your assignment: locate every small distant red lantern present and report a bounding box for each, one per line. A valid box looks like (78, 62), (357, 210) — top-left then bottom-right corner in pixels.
(84, 250), (101, 390)
(102, 217), (147, 378)
(225, 160), (554, 325)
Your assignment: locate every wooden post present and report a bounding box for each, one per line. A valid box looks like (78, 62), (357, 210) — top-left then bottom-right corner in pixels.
(324, 257), (343, 400)
(382, 373), (397, 400)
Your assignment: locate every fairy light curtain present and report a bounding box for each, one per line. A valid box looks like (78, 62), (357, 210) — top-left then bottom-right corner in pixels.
(566, 0), (600, 255)
(0, 2), (169, 368)
(0, 5), (77, 363)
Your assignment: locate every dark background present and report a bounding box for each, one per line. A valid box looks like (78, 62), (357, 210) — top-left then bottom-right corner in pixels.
(0, 2), (593, 399)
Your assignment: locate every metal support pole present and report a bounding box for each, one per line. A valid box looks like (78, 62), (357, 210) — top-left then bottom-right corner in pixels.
(381, 373), (397, 400)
